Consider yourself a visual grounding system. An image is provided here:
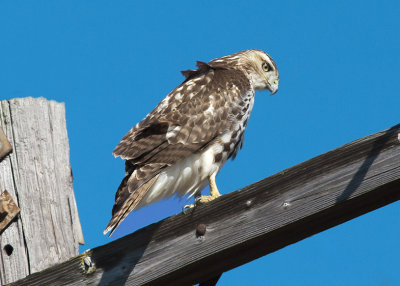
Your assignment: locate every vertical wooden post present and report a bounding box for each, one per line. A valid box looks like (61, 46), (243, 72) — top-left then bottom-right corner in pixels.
(0, 97), (84, 285)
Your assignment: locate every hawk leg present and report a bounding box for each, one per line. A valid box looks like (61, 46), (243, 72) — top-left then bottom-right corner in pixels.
(182, 174), (221, 214)
(198, 174), (221, 203)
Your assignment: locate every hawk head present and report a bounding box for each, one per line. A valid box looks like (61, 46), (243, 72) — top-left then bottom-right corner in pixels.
(210, 49), (279, 94)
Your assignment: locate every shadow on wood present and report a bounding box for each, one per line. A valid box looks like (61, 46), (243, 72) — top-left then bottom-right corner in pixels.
(92, 224), (158, 285)
(337, 124), (399, 202)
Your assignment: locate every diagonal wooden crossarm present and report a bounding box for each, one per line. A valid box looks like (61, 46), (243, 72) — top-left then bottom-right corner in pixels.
(12, 124), (400, 286)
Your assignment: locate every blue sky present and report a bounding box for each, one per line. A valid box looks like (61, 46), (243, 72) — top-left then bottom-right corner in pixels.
(1, 1), (399, 285)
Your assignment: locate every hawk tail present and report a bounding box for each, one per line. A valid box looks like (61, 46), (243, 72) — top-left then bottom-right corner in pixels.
(103, 169), (160, 236)
(103, 174), (130, 236)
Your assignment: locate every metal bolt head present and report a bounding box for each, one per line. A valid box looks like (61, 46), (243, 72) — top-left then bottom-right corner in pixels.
(196, 223), (207, 237)
(245, 200), (252, 209)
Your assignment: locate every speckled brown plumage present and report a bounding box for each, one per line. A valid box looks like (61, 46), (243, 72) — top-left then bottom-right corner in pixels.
(104, 49), (279, 235)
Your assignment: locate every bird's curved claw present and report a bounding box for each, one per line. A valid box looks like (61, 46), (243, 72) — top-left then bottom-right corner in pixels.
(182, 204), (195, 214)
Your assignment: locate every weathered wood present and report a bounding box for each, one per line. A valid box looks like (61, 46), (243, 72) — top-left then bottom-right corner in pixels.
(12, 123), (400, 286)
(0, 97), (84, 285)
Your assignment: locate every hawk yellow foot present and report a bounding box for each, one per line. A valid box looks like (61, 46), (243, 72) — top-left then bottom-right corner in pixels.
(198, 174), (221, 204)
(197, 193), (220, 204)
(182, 174), (221, 214)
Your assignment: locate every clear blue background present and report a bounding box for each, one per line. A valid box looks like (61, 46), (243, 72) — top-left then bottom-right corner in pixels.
(1, 1), (399, 285)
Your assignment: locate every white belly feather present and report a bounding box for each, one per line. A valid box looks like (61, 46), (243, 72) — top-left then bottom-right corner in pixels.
(135, 143), (223, 209)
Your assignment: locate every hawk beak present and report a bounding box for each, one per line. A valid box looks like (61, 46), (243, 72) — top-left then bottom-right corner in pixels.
(268, 85), (278, 95)
(267, 79), (279, 95)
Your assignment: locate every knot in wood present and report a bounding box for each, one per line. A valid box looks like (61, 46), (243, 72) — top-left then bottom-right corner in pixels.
(196, 223), (207, 237)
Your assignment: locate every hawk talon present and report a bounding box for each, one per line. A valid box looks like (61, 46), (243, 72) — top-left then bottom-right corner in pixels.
(182, 204), (195, 214)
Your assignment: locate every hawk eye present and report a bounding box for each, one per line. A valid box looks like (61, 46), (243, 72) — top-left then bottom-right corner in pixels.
(262, 62), (270, 72)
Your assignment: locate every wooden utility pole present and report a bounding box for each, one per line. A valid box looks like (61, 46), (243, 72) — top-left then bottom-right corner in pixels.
(10, 123), (400, 286)
(0, 97), (84, 285)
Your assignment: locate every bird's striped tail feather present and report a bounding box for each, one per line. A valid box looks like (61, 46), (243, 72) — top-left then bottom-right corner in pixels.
(103, 173), (160, 236)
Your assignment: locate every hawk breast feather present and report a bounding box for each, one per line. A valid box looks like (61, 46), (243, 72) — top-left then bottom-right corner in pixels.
(105, 61), (252, 235)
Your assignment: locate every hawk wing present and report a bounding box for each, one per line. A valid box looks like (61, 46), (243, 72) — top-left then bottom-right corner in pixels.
(104, 62), (251, 235)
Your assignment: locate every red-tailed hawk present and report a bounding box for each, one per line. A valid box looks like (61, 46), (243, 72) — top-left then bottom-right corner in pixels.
(104, 49), (279, 235)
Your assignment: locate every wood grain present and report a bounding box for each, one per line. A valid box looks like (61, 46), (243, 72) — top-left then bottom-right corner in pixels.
(0, 98), (83, 285)
(12, 123), (400, 286)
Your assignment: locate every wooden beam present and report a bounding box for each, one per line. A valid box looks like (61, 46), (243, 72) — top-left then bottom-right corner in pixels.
(12, 124), (400, 286)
